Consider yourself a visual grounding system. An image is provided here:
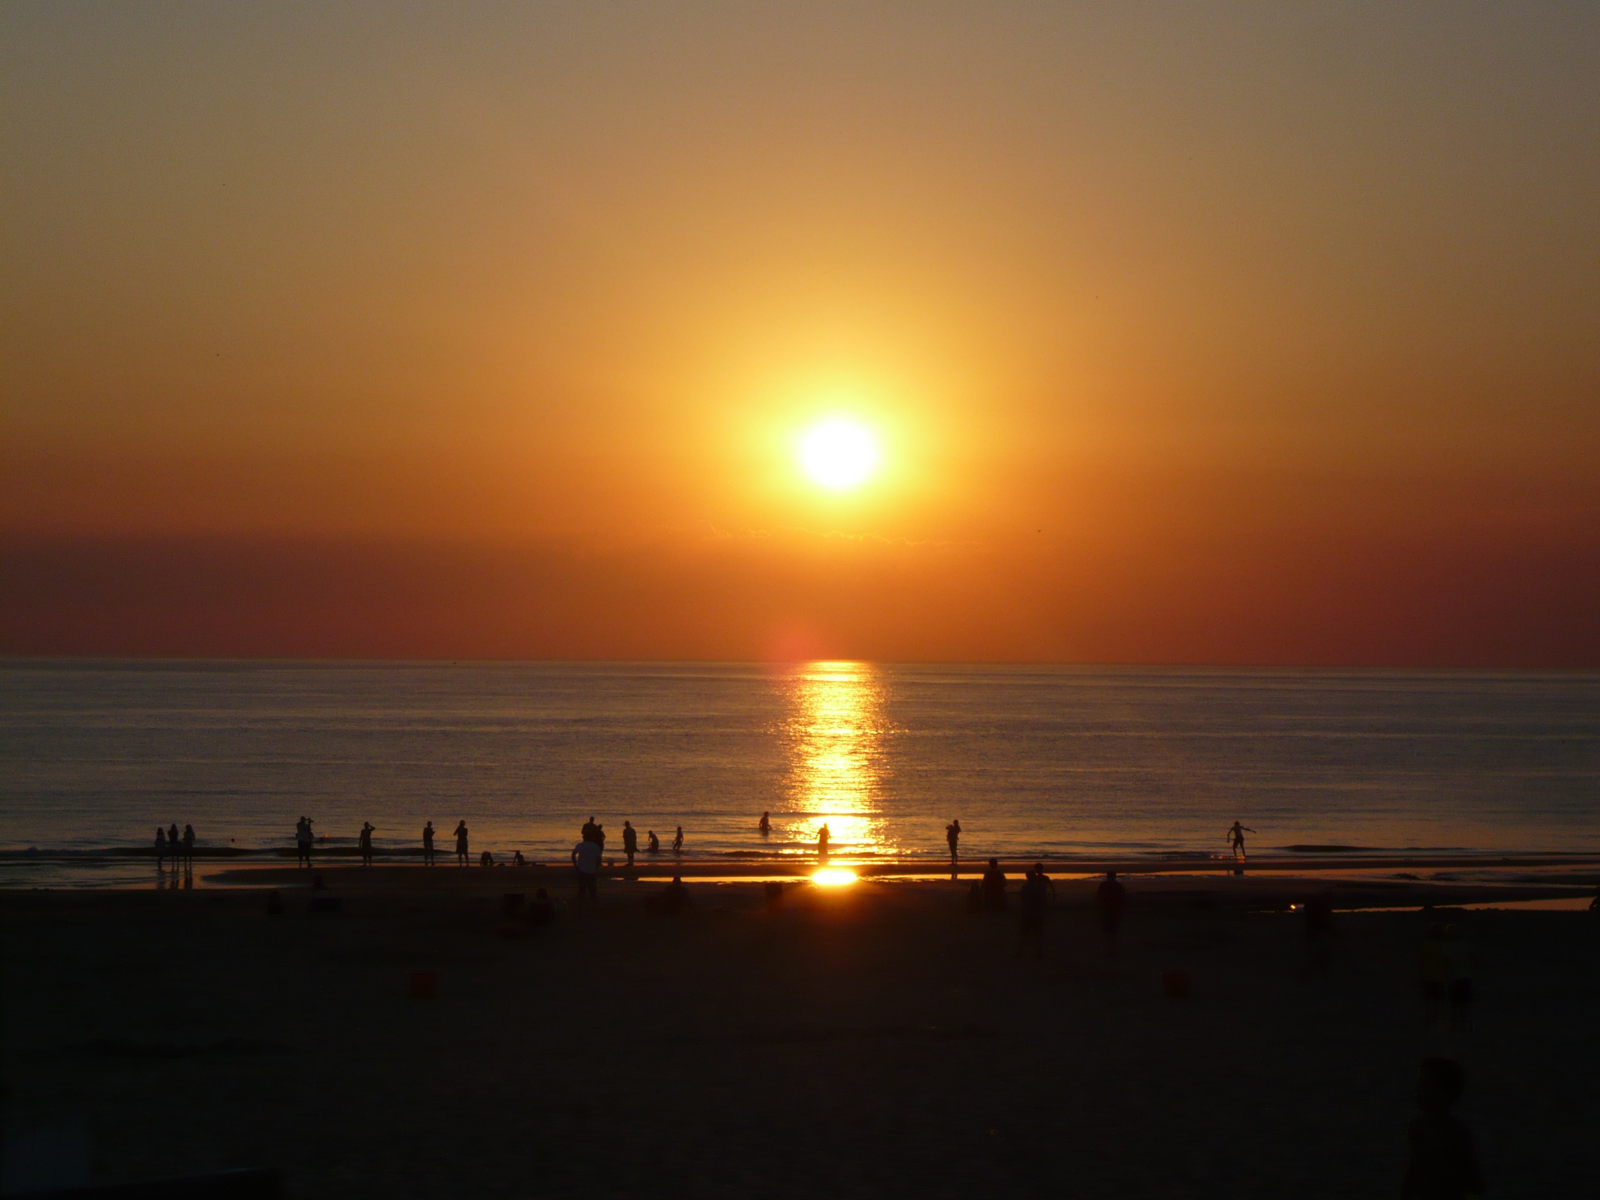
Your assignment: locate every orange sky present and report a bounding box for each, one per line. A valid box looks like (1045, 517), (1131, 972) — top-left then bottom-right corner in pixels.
(4, 4), (1598, 663)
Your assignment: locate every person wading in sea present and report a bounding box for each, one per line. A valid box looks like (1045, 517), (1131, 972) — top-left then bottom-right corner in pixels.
(454, 820), (470, 866)
(1227, 821), (1256, 860)
(422, 821), (435, 866)
(817, 822), (831, 861)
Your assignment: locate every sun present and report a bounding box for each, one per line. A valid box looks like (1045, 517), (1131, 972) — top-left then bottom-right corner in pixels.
(799, 420), (879, 490)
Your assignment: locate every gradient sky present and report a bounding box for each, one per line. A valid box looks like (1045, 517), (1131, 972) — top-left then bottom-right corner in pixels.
(4, 3), (1598, 663)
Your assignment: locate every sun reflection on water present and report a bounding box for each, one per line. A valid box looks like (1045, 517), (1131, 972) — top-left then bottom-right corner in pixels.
(778, 661), (894, 858)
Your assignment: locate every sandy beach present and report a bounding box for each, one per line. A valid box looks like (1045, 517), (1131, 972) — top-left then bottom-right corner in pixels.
(4, 868), (1596, 1198)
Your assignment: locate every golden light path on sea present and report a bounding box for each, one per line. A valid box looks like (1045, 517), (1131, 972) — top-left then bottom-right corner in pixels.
(781, 661), (893, 860)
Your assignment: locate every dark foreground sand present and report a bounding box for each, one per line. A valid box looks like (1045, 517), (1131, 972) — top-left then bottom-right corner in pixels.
(4, 872), (1597, 1198)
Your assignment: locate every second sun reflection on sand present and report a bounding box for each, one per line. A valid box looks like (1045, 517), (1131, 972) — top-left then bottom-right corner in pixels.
(778, 661), (895, 860)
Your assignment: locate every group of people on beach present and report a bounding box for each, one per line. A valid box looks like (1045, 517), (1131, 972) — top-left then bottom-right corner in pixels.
(153, 823), (196, 870)
(258, 812), (1263, 874)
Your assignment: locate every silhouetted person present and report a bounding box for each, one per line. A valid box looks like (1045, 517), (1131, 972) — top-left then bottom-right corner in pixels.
(647, 829), (660, 853)
(454, 820), (470, 866)
(168, 823), (180, 864)
(1402, 1058), (1483, 1199)
(528, 887), (554, 928)
(154, 827), (168, 871)
(422, 821), (435, 866)
(1419, 922), (1450, 1029)
(817, 823), (831, 860)
(581, 816), (598, 844)
(758, 811), (771, 835)
(358, 822), (374, 867)
(672, 826), (684, 854)
(594, 823), (607, 854)
(946, 819), (961, 864)
(622, 820), (638, 867)
(513, 850), (526, 867)
(661, 875), (689, 913)
(296, 817), (314, 868)
(1444, 925), (1474, 1031)
(982, 858), (1008, 912)
(480, 850), (493, 867)
(1016, 865), (1054, 957)
(1226, 821), (1256, 859)
(1097, 871), (1126, 953)
(572, 835), (601, 902)
(1304, 895), (1335, 968)
(182, 824), (196, 865)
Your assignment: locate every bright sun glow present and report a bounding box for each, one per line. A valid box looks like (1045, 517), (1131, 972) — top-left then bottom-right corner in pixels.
(812, 867), (859, 887)
(800, 420), (878, 490)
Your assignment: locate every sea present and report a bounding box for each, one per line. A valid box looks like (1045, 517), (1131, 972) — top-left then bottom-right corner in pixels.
(2, 661), (1597, 887)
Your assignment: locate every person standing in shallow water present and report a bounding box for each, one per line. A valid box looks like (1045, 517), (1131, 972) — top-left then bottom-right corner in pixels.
(358, 822), (375, 867)
(1226, 821), (1256, 859)
(154, 827), (168, 871)
(946, 819), (961, 865)
(758, 811), (771, 835)
(817, 822), (831, 860)
(182, 824), (196, 867)
(422, 821), (435, 866)
(672, 826), (684, 854)
(296, 816), (314, 868)
(454, 820), (469, 866)
(622, 820), (638, 867)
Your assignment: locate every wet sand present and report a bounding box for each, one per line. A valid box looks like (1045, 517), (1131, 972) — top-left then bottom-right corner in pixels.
(4, 873), (1597, 1198)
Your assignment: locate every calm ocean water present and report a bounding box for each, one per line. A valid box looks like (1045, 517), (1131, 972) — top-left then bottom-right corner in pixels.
(2, 661), (1597, 884)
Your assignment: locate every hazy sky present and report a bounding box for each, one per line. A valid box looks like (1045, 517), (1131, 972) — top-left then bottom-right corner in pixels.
(4, 3), (1598, 662)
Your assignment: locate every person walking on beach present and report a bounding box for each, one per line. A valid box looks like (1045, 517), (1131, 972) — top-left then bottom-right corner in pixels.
(1226, 821), (1256, 860)
(422, 821), (435, 866)
(154, 827), (169, 871)
(817, 822), (831, 861)
(1402, 1058), (1483, 1200)
(982, 858), (1008, 912)
(1016, 864), (1055, 957)
(571, 834), (601, 904)
(454, 820), (470, 866)
(1097, 870), (1127, 955)
(946, 819), (961, 865)
(296, 817), (314, 868)
(759, 811), (771, 835)
(182, 824), (196, 867)
(622, 820), (638, 867)
(358, 822), (375, 867)
(647, 829), (660, 853)
(672, 826), (684, 854)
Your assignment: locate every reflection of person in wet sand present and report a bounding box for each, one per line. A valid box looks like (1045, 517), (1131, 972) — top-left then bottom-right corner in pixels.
(1226, 821), (1256, 859)
(817, 823), (831, 860)
(454, 820), (470, 866)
